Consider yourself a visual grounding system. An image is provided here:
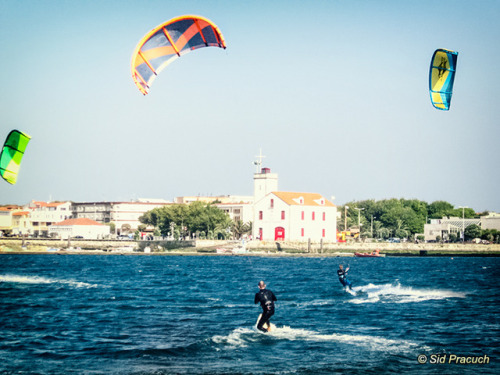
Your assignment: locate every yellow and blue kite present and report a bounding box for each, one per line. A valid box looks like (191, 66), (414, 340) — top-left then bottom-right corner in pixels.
(429, 49), (458, 111)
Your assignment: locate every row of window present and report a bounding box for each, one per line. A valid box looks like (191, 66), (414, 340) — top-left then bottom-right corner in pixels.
(270, 198), (324, 207)
(257, 228), (328, 239)
(258, 211), (326, 221)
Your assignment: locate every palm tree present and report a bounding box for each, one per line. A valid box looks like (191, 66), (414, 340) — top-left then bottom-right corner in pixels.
(230, 220), (253, 239)
(231, 220), (245, 239)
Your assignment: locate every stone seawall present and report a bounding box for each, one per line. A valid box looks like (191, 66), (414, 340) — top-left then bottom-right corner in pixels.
(245, 240), (500, 253)
(1, 238), (499, 255)
(195, 239), (500, 254)
(0, 238), (194, 252)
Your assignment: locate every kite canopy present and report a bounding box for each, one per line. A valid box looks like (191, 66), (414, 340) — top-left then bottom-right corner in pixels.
(0, 130), (31, 185)
(131, 15), (227, 95)
(429, 48), (458, 111)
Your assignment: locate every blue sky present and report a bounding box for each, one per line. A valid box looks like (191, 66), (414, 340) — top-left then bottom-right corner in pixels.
(1, 0), (499, 212)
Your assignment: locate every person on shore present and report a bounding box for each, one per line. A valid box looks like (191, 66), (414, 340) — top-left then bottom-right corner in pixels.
(254, 280), (277, 333)
(337, 264), (352, 290)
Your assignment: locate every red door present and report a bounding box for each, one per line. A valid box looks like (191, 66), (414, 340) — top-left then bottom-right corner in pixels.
(275, 227), (285, 241)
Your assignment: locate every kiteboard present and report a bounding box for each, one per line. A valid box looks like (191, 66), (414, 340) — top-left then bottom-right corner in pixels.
(345, 288), (356, 296)
(256, 314), (276, 332)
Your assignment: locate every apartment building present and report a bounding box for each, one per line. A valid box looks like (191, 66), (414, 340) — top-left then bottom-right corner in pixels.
(71, 199), (172, 235)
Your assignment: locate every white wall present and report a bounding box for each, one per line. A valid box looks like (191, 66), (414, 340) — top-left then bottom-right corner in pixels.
(254, 194), (337, 242)
(50, 225), (110, 240)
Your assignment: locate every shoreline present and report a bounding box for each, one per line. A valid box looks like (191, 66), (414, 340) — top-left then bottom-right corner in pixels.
(1, 238), (499, 257)
(1, 249), (499, 257)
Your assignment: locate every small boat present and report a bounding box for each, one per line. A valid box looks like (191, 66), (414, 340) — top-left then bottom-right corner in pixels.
(111, 246), (136, 253)
(354, 249), (384, 257)
(231, 245), (248, 254)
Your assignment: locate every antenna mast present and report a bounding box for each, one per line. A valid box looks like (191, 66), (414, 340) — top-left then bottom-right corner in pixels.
(253, 148), (266, 173)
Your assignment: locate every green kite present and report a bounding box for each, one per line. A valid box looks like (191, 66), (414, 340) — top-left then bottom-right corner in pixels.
(0, 130), (31, 185)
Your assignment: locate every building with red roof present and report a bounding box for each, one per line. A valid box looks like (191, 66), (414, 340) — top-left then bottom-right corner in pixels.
(253, 167), (337, 242)
(49, 218), (110, 240)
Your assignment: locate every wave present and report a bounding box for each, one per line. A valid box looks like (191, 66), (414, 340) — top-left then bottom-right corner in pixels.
(348, 282), (466, 304)
(211, 325), (430, 353)
(212, 327), (257, 349)
(0, 274), (98, 288)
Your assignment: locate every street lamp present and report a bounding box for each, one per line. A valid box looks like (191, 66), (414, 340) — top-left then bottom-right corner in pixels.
(371, 215), (376, 238)
(344, 205), (349, 232)
(458, 206), (468, 243)
(354, 208), (364, 237)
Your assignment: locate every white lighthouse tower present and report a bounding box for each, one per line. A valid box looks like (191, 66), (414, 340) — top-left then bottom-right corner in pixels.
(253, 149), (278, 203)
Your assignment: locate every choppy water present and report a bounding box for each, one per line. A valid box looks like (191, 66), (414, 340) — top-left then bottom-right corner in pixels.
(0, 254), (498, 374)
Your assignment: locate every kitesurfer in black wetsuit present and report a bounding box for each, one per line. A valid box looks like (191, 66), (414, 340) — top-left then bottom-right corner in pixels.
(254, 280), (277, 333)
(337, 264), (352, 290)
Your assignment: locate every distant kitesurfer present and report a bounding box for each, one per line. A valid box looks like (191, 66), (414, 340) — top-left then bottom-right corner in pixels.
(254, 280), (277, 333)
(337, 264), (352, 290)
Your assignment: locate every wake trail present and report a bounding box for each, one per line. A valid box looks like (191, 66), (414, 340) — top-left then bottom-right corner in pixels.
(212, 325), (430, 353)
(348, 282), (466, 304)
(0, 274), (98, 288)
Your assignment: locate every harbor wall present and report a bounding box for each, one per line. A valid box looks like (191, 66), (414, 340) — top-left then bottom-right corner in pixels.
(1, 238), (499, 255)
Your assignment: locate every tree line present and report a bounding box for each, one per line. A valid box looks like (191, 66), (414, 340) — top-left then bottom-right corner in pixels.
(340, 198), (499, 243)
(138, 198), (499, 243)
(138, 201), (251, 240)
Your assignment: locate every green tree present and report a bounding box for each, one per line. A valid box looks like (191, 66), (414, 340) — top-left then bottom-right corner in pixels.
(450, 207), (476, 218)
(231, 220), (252, 239)
(395, 228), (408, 239)
(481, 229), (500, 244)
(107, 222), (116, 234)
(377, 227), (391, 240)
(428, 201), (455, 219)
(139, 202), (231, 238)
(343, 198), (480, 240)
(371, 220), (383, 238)
(448, 233), (458, 243)
(464, 224), (481, 241)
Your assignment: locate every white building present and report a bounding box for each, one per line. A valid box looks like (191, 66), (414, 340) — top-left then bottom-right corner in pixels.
(0, 208), (12, 235)
(252, 167), (337, 242)
(175, 195), (253, 204)
(215, 202), (253, 223)
(12, 211), (30, 236)
(424, 217), (481, 242)
(175, 195), (254, 226)
(28, 201), (72, 237)
(481, 212), (500, 231)
(49, 218), (110, 239)
(71, 199), (171, 235)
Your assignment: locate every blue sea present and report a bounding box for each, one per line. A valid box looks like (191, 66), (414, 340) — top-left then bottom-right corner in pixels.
(0, 254), (498, 374)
